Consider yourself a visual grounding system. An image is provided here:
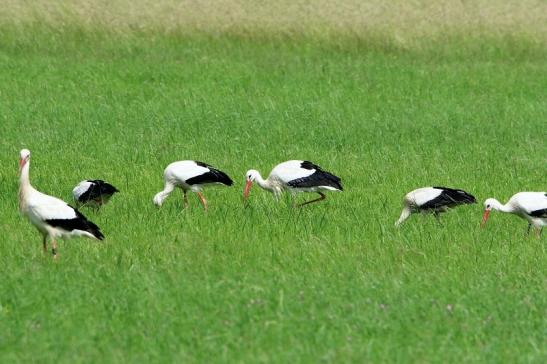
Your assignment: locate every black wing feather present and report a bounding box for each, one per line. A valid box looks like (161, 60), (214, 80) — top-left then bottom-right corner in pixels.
(78, 180), (119, 202)
(529, 208), (547, 218)
(287, 161), (343, 190)
(186, 162), (233, 186)
(46, 208), (104, 240)
(420, 187), (476, 209)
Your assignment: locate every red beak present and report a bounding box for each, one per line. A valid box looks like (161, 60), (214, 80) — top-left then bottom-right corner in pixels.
(243, 180), (253, 201)
(18, 158), (25, 173)
(481, 209), (491, 228)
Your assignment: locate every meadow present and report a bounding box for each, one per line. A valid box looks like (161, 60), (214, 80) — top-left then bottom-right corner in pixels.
(0, 1), (546, 362)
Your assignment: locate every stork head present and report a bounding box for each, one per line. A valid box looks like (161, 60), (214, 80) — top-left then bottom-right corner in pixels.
(243, 169), (259, 201)
(481, 198), (496, 228)
(19, 149), (31, 172)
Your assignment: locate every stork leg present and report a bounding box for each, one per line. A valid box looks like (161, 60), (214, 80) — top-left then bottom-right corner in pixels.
(526, 223), (531, 236)
(298, 192), (326, 207)
(51, 238), (58, 259)
(182, 190), (189, 208)
(42, 235), (47, 253)
(197, 192), (208, 211)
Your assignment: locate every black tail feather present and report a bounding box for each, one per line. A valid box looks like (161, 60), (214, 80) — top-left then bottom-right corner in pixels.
(321, 171), (343, 191)
(209, 168), (233, 186)
(74, 209), (104, 240)
(433, 187), (476, 204)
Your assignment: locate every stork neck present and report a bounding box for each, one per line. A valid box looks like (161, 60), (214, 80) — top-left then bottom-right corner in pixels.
(254, 172), (273, 191)
(19, 160), (32, 210)
(489, 199), (513, 213)
(19, 160), (31, 189)
(153, 182), (175, 206)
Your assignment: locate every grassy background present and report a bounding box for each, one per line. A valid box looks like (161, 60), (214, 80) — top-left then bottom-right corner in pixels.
(0, 1), (546, 362)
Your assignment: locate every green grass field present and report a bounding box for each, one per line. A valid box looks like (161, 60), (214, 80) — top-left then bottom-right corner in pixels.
(0, 2), (546, 362)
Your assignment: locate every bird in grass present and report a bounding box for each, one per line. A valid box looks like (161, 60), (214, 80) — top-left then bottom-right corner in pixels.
(73, 179), (119, 210)
(481, 192), (546, 237)
(395, 186), (476, 226)
(243, 160), (343, 206)
(18, 149), (104, 259)
(153, 160), (233, 211)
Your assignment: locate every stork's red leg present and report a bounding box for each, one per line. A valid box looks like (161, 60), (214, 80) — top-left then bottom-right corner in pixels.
(197, 192), (208, 211)
(298, 192), (326, 207)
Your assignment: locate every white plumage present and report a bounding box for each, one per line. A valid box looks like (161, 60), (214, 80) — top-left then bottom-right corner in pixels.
(18, 149), (104, 258)
(243, 160), (343, 206)
(482, 192), (547, 236)
(153, 160), (233, 210)
(404, 187), (444, 207)
(73, 181), (94, 199)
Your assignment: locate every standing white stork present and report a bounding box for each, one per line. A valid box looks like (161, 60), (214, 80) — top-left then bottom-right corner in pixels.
(18, 149), (104, 258)
(153, 160), (233, 211)
(395, 186), (476, 226)
(73, 179), (119, 210)
(481, 192), (547, 236)
(243, 160), (343, 206)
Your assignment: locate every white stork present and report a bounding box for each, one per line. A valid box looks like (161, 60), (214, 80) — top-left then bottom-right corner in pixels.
(243, 160), (343, 206)
(73, 179), (119, 210)
(481, 192), (547, 237)
(395, 186), (476, 226)
(18, 149), (104, 258)
(153, 160), (233, 210)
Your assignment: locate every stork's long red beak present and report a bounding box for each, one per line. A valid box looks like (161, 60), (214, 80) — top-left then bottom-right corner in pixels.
(481, 209), (491, 228)
(18, 158), (25, 173)
(243, 180), (253, 201)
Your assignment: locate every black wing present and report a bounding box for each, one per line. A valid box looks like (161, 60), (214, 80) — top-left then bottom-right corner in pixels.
(287, 161), (343, 190)
(421, 187), (476, 209)
(79, 180), (119, 202)
(186, 162), (233, 186)
(46, 208), (104, 240)
(529, 208), (547, 218)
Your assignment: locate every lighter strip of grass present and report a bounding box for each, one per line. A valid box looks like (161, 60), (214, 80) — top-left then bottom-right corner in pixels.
(1, 0), (545, 46)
